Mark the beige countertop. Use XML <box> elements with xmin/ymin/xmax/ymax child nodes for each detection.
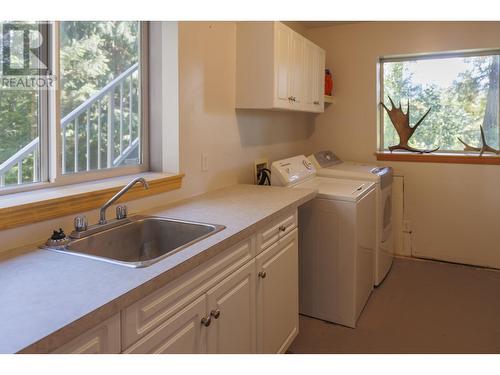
<box><xmin>0</xmin><ymin>184</ymin><xmax>316</xmax><ymax>353</ymax></box>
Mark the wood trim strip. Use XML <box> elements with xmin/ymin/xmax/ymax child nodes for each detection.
<box><xmin>0</xmin><ymin>174</ymin><xmax>184</xmax><ymax>231</ymax></box>
<box><xmin>376</xmin><ymin>152</ymin><xmax>500</xmax><ymax>165</ymax></box>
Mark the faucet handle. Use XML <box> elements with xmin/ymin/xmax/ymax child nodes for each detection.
<box><xmin>116</xmin><ymin>205</ymin><xmax>128</xmax><ymax>220</ymax></box>
<box><xmin>74</xmin><ymin>215</ymin><xmax>88</xmax><ymax>232</ymax></box>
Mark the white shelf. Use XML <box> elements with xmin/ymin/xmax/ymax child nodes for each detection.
<box><xmin>324</xmin><ymin>95</ymin><xmax>334</xmax><ymax>104</ymax></box>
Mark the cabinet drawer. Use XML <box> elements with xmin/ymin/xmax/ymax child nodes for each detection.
<box><xmin>122</xmin><ymin>237</ymin><xmax>255</xmax><ymax>349</ymax></box>
<box><xmin>53</xmin><ymin>314</ymin><xmax>120</xmax><ymax>354</ymax></box>
<box><xmin>256</xmin><ymin>209</ymin><xmax>297</xmax><ymax>253</ymax></box>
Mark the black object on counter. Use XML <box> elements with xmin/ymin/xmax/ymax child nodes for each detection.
<box><xmin>257</xmin><ymin>168</ymin><xmax>271</xmax><ymax>186</ymax></box>
<box><xmin>51</xmin><ymin>228</ymin><xmax>67</xmax><ymax>241</ymax></box>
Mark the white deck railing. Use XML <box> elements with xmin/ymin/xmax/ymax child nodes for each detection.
<box><xmin>0</xmin><ymin>138</ymin><xmax>39</xmax><ymax>188</ymax></box>
<box><xmin>0</xmin><ymin>63</ymin><xmax>140</xmax><ymax>187</ymax></box>
<box><xmin>61</xmin><ymin>62</ymin><xmax>140</xmax><ymax>173</ymax></box>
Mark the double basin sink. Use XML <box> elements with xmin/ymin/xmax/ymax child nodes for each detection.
<box><xmin>45</xmin><ymin>216</ymin><xmax>226</xmax><ymax>268</ymax></box>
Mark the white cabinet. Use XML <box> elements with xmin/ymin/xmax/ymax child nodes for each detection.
<box><xmin>256</xmin><ymin>209</ymin><xmax>297</xmax><ymax>253</ymax></box>
<box><xmin>290</xmin><ymin>31</ymin><xmax>305</xmax><ymax>107</ymax></box>
<box><xmin>206</xmin><ymin>260</ymin><xmax>256</xmax><ymax>353</ymax></box>
<box><xmin>53</xmin><ymin>314</ymin><xmax>121</xmax><ymax>354</ymax></box>
<box><xmin>124</xmin><ymin>261</ymin><xmax>256</xmax><ymax>354</ymax></box>
<box><xmin>124</xmin><ymin>294</ymin><xmax>207</xmax><ymax>354</ymax></box>
<box><xmin>256</xmin><ymin>229</ymin><xmax>299</xmax><ymax>354</ymax></box>
<box><xmin>275</xmin><ymin>24</ymin><xmax>305</xmax><ymax>109</ymax></box>
<box><xmin>275</xmin><ymin>22</ymin><xmax>293</xmax><ymax>109</ymax></box>
<box><xmin>304</xmin><ymin>40</ymin><xmax>325</xmax><ymax>110</ymax></box>
<box><xmin>121</xmin><ymin>238</ymin><xmax>254</xmax><ymax>349</ymax></box>
<box><xmin>53</xmin><ymin>211</ymin><xmax>300</xmax><ymax>355</ymax></box>
<box><xmin>236</xmin><ymin>21</ymin><xmax>325</xmax><ymax>113</ymax></box>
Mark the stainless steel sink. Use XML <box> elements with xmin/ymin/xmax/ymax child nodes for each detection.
<box><xmin>44</xmin><ymin>216</ymin><xmax>225</xmax><ymax>268</ymax></box>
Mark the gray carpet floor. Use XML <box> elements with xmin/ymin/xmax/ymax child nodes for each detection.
<box><xmin>289</xmin><ymin>257</ymin><xmax>500</xmax><ymax>353</ymax></box>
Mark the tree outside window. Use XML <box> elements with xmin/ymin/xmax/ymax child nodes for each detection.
<box><xmin>382</xmin><ymin>53</ymin><xmax>500</xmax><ymax>152</ymax></box>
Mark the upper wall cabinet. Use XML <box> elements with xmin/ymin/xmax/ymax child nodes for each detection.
<box><xmin>236</xmin><ymin>22</ymin><xmax>325</xmax><ymax>114</ymax></box>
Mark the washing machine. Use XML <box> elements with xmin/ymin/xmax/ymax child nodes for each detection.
<box><xmin>308</xmin><ymin>151</ymin><xmax>394</xmax><ymax>286</ymax></box>
<box><xmin>271</xmin><ymin>155</ymin><xmax>376</xmax><ymax>328</ymax></box>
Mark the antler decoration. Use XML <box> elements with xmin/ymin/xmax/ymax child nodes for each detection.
<box><xmin>457</xmin><ymin>126</ymin><xmax>500</xmax><ymax>156</ymax></box>
<box><xmin>381</xmin><ymin>96</ymin><xmax>439</xmax><ymax>153</ymax></box>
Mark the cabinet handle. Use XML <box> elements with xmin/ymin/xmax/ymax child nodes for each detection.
<box><xmin>258</xmin><ymin>271</ymin><xmax>267</xmax><ymax>279</ymax></box>
<box><xmin>210</xmin><ymin>309</ymin><xmax>221</xmax><ymax>319</ymax></box>
<box><xmin>292</xmin><ymin>96</ymin><xmax>297</xmax><ymax>102</ymax></box>
<box><xmin>201</xmin><ymin>316</ymin><xmax>212</xmax><ymax>327</ymax></box>
<box><xmin>278</xmin><ymin>225</ymin><xmax>286</xmax><ymax>232</ymax></box>
<box><xmin>313</xmin><ymin>100</ymin><xmax>320</xmax><ymax>105</ymax></box>
<box><xmin>288</xmin><ymin>96</ymin><xmax>293</xmax><ymax>103</ymax></box>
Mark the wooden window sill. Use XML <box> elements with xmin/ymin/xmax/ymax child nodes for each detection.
<box><xmin>376</xmin><ymin>151</ymin><xmax>500</xmax><ymax>165</ymax></box>
<box><xmin>0</xmin><ymin>172</ymin><xmax>184</xmax><ymax>230</ymax></box>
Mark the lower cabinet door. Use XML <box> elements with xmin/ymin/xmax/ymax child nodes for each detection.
<box><xmin>124</xmin><ymin>294</ymin><xmax>207</xmax><ymax>354</ymax></box>
<box><xmin>256</xmin><ymin>229</ymin><xmax>299</xmax><ymax>354</ymax></box>
<box><xmin>206</xmin><ymin>260</ymin><xmax>256</xmax><ymax>354</ymax></box>
<box><xmin>53</xmin><ymin>314</ymin><xmax>121</xmax><ymax>354</ymax></box>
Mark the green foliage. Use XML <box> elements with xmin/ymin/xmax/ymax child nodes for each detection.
<box><xmin>0</xmin><ymin>91</ymin><xmax>38</xmax><ymax>164</ymax></box>
<box><xmin>0</xmin><ymin>21</ymin><xmax>140</xmax><ymax>186</ymax></box>
<box><xmin>60</xmin><ymin>21</ymin><xmax>139</xmax><ymax>117</ymax></box>
<box><xmin>383</xmin><ymin>56</ymin><xmax>499</xmax><ymax>151</ymax></box>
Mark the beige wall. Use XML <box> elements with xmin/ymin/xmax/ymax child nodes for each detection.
<box><xmin>0</xmin><ymin>21</ymin><xmax>316</xmax><ymax>253</ymax></box>
<box><xmin>307</xmin><ymin>21</ymin><xmax>500</xmax><ymax>269</ymax></box>
<box><xmin>178</xmin><ymin>22</ymin><xmax>316</xmax><ymax>198</ymax></box>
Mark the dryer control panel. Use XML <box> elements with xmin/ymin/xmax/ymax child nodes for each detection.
<box><xmin>271</xmin><ymin>155</ymin><xmax>316</xmax><ymax>187</ymax></box>
<box><xmin>310</xmin><ymin>150</ymin><xmax>342</xmax><ymax>168</ymax></box>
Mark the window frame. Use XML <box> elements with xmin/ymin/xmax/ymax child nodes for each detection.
<box><xmin>378</xmin><ymin>49</ymin><xmax>500</xmax><ymax>155</ymax></box>
<box><xmin>0</xmin><ymin>21</ymin><xmax>150</xmax><ymax>196</ymax></box>
<box><xmin>39</xmin><ymin>22</ymin><xmax>51</xmax><ymax>187</ymax></box>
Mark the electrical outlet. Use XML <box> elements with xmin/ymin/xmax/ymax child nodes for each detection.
<box><xmin>254</xmin><ymin>158</ymin><xmax>269</xmax><ymax>184</ymax></box>
<box><xmin>201</xmin><ymin>153</ymin><xmax>208</xmax><ymax>172</ymax></box>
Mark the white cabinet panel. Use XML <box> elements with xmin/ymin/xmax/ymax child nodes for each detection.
<box><xmin>303</xmin><ymin>40</ymin><xmax>325</xmax><ymax>112</ymax></box>
<box><xmin>125</xmin><ymin>260</ymin><xmax>258</xmax><ymax>355</ymax></box>
<box><xmin>53</xmin><ymin>314</ymin><xmax>120</xmax><ymax>354</ymax></box>
<box><xmin>275</xmin><ymin>22</ymin><xmax>293</xmax><ymax>108</ymax></box>
<box><xmin>314</xmin><ymin>46</ymin><xmax>326</xmax><ymax>109</ymax></box>
<box><xmin>122</xmin><ymin>238</ymin><xmax>254</xmax><ymax>348</ymax></box>
<box><xmin>124</xmin><ymin>294</ymin><xmax>207</xmax><ymax>354</ymax></box>
<box><xmin>303</xmin><ymin>41</ymin><xmax>314</xmax><ymax>108</ymax></box>
<box><xmin>256</xmin><ymin>229</ymin><xmax>299</xmax><ymax>354</ymax></box>
<box><xmin>290</xmin><ymin>32</ymin><xmax>305</xmax><ymax>106</ymax></box>
<box><xmin>206</xmin><ymin>260</ymin><xmax>256</xmax><ymax>354</ymax></box>
<box><xmin>236</xmin><ymin>21</ymin><xmax>325</xmax><ymax>113</ymax></box>
<box><xmin>256</xmin><ymin>209</ymin><xmax>297</xmax><ymax>253</ymax></box>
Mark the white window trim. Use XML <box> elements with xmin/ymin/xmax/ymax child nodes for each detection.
<box><xmin>148</xmin><ymin>21</ymin><xmax>179</xmax><ymax>174</ymax></box>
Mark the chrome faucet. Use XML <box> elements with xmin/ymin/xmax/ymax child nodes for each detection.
<box><xmin>99</xmin><ymin>177</ymin><xmax>149</xmax><ymax>225</ymax></box>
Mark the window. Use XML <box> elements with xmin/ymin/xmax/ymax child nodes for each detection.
<box><xmin>0</xmin><ymin>22</ymin><xmax>47</xmax><ymax>188</ymax></box>
<box><xmin>0</xmin><ymin>21</ymin><xmax>147</xmax><ymax>192</ymax></box>
<box><xmin>380</xmin><ymin>52</ymin><xmax>500</xmax><ymax>153</ymax></box>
